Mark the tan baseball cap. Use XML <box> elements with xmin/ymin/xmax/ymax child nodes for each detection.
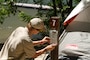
<box><xmin>30</xmin><ymin>18</ymin><xmax>46</xmax><ymax>32</ymax></box>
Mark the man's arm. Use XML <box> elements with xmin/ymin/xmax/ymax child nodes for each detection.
<box><xmin>32</xmin><ymin>36</ymin><xmax>50</xmax><ymax>46</ymax></box>
<box><xmin>32</xmin><ymin>44</ymin><xmax>57</xmax><ymax>58</ymax></box>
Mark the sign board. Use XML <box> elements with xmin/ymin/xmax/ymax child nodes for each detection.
<box><xmin>49</xmin><ymin>30</ymin><xmax>58</xmax><ymax>44</ymax></box>
<box><xmin>50</xmin><ymin>17</ymin><xmax>60</xmax><ymax>30</ymax></box>
<box><xmin>49</xmin><ymin>17</ymin><xmax>60</xmax><ymax>44</ymax></box>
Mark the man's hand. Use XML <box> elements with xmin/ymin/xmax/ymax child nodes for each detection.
<box><xmin>44</xmin><ymin>44</ymin><xmax>57</xmax><ymax>51</ymax></box>
<box><xmin>40</xmin><ymin>36</ymin><xmax>50</xmax><ymax>44</ymax></box>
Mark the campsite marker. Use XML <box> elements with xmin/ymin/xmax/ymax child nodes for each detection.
<box><xmin>49</xmin><ymin>17</ymin><xmax>60</xmax><ymax>60</ymax></box>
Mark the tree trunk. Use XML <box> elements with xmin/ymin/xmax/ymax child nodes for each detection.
<box><xmin>52</xmin><ymin>0</ymin><xmax>57</xmax><ymax>16</ymax></box>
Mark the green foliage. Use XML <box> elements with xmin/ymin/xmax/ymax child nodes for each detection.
<box><xmin>18</xmin><ymin>11</ymin><xmax>32</xmax><ymax>23</ymax></box>
<box><xmin>0</xmin><ymin>0</ymin><xmax>18</xmax><ymax>24</ymax></box>
<box><xmin>0</xmin><ymin>0</ymin><xmax>32</xmax><ymax>24</ymax></box>
<box><xmin>0</xmin><ymin>8</ymin><xmax>7</xmax><ymax>23</ymax></box>
<box><xmin>33</xmin><ymin>0</ymin><xmax>42</xmax><ymax>4</ymax></box>
<box><xmin>61</xmin><ymin>5</ymin><xmax>70</xmax><ymax>12</ymax></box>
<box><xmin>73</xmin><ymin>0</ymin><xmax>81</xmax><ymax>6</ymax></box>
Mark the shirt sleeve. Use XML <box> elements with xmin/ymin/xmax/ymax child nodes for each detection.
<box><xmin>22</xmin><ymin>40</ymin><xmax>36</xmax><ymax>58</ymax></box>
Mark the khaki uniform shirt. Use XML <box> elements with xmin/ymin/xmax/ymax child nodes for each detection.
<box><xmin>0</xmin><ymin>27</ymin><xmax>36</xmax><ymax>60</ymax></box>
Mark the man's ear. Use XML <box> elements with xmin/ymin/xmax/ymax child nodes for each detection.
<box><xmin>27</xmin><ymin>23</ymin><xmax>33</xmax><ymax>31</ymax></box>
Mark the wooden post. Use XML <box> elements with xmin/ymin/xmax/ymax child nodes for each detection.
<box><xmin>49</xmin><ymin>17</ymin><xmax>60</xmax><ymax>60</ymax></box>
